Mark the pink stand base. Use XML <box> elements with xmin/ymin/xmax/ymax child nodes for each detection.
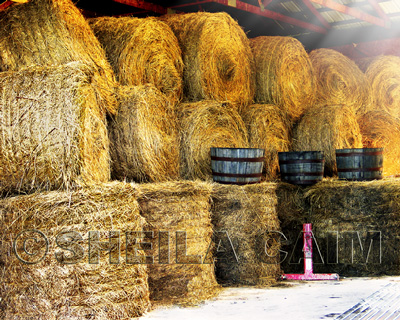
<box><xmin>281</xmin><ymin>223</ymin><xmax>339</xmax><ymax>281</ymax></box>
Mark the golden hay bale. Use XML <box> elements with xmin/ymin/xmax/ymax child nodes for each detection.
<box><xmin>0</xmin><ymin>0</ymin><xmax>117</xmax><ymax>115</ymax></box>
<box><xmin>304</xmin><ymin>179</ymin><xmax>400</xmax><ymax>276</ymax></box>
<box><xmin>357</xmin><ymin>55</ymin><xmax>400</xmax><ymax>118</ymax></box>
<box><xmin>137</xmin><ymin>181</ymin><xmax>220</xmax><ymax>306</ymax></box>
<box><xmin>0</xmin><ymin>62</ymin><xmax>110</xmax><ymax>195</ymax></box>
<box><xmin>89</xmin><ymin>16</ymin><xmax>183</xmax><ymax>106</ymax></box>
<box><xmin>241</xmin><ymin>104</ymin><xmax>291</xmax><ymax>181</ymax></box>
<box><xmin>160</xmin><ymin>12</ymin><xmax>254</xmax><ymax>106</ymax></box>
<box><xmin>177</xmin><ymin>101</ymin><xmax>249</xmax><ymax>181</ymax></box>
<box><xmin>309</xmin><ymin>48</ymin><xmax>370</xmax><ymax>114</ymax></box>
<box><xmin>359</xmin><ymin>111</ymin><xmax>400</xmax><ymax>177</ymax></box>
<box><xmin>292</xmin><ymin>104</ymin><xmax>363</xmax><ymax>176</ymax></box>
<box><xmin>109</xmin><ymin>85</ymin><xmax>180</xmax><ymax>183</ymax></box>
<box><xmin>211</xmin><ymin>183</ymin><xmax>282</xmax><ymax>286</ymax></box>
<box><xmin>250</xmin><ymin>36</ymin><xmax>316</xmax><ymax>121</ymax></box>
<box><xmin>0</xmin><ymin>182</ymin><xmax>150</xmax><ymax>319</ymax></box>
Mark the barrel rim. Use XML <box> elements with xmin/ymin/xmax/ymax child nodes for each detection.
<box><xmin>210</xmin><ymin>147</ymin><xmax>265</xmax><ymax>152</ymax></box>
<box><xmin>278</xmin><ymin>151</ymin><xmax>324</xmax><ymax>155</ymax></box>
<box><xmin>335</xmin><ymin>147</ymin><xmax>383</xmax><ymax>153</ymax></box>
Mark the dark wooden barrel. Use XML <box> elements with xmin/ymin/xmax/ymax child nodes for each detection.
<box><xmin>336</xmin><ymin>148</ymin><xmax>383</xmax><ymax>181</ymax></box>
<box><xmin>210</xmin><ymin>148</ymin><xmax>265</xmax><ymax>185</ymax></box>
<box><xmin>278</xmin><ymin>151</ymin><xmax>324</xmax><ymax>186</ymax></box>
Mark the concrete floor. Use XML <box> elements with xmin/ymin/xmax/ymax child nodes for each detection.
<box><xmin>141</xmin><ymin>277</ymin><xmax>400</xmax><ymax>320</ymax></box>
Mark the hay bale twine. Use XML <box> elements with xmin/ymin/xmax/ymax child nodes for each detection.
<box><xmin>250</xmin><ymin>36</ymin><xmax>316</xmax><ymax>121</ymax></box>
<box><xmin>137</xmin><ymin>181</ymin><xmax>220</xmax><ymax>306</ymax></box>
<box><xmin>359</xmin><ymin>110</ymin><xmax>400</xmax><ymax>177</ymax></box>
<box><xmin>241</xmin><ymin>104</ymin><xmax>291</xmax><ymax>181</ymax></box>
<box><xmin>109</xmin><ymin>85</ymin><xmax>180</xmax><ymax>183</ymax></box>
<box><xmin>212</xmin><ymin>183</ymin><xmax>282</xmax><ymax>286</ymax></box>
<box><xmin>0</xmin><ymin>0</ymin><xmax>117</xmax><ymax>115</ymax></box>
<box><xmin>177</xmin><ymin>101</ymin><xmax>249</xmax><ymax>181</ymax></box>
<box><xmin>293</xmin><ymin>104</ymin><xmax>363</xmax><ymax>176</ymax></box>
<box><xmin>357</xmin><ymin>55</ymin><xmax>400</xmax><ymax>118</ymax></box>
<box><xmin>89</xmin><ymin>16</ymin><xmax>183</xmax><ymax>106</ymax></box>
<box><xmin>0</xmin><ymin>182</ymin><xmax>150</xmax><ymax>319</ymax></box>
<box><xmin>0</xmin><ymin>62</ymin><xmax>110</xmax><ymax>195</ymax></box>
<box><xmin>309</xmin><ymin>48</ymin><xmax>370</xmax><ymax>114</ymax></box>
<box><xmin>160</xmin><ymin>12</ymin><xmax>254</xmax><ymax>106</ymax></box>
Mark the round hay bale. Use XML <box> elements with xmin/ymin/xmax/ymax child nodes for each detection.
<box><xmin>0</xmin><ymin>0</ymin><xmax>117</xmax><ymax>115</ymax></box>
<box><xmin>177</xmin><ymin>101</ymin><xmax>249</xmax><ymax>181</ymax></box>
<box><xmin>293</xmin><ymin>104</ymin><xmax>363</xmax><ymax>176</ymax></box>
<box><xmin>0</xmin><ymin>183</ymin><xmax>150</xmax><ymax>320</ymax></box>
<box><xmin>359</xmin><ymin>110</ymin><xmax>400</xmax><ymax>177</ymax></box>
<box><xmin>160</xmin><ymin>12</ymin><xmax>254</xmax><ymax>106</ymax></box>
<box><xmin>241</xmin><ymin>104</ymin><xmax>291</xmax><ymax>180</ymax></box>
<box><xmin>250</xmin><ymin>36</ymin><xmax>316</xmax><ymax>121</ymax></box>
<box><xmin>357</xmin><ymin>55</ymin><xmax>400</xmax><ymax>118</ymax></box>
<box><xmin>89</xmin><ymin>16</ymin><xmax>183</xmax><ymax>106</ymax></box>
<box><xmin>109</xmin><ymin>84</ymin><xmax>180</xmax><ymax>183</ymax></box>
<box><xmin>309</xmin><ymin>48</ymin><xmax>370</xmax><ymax>114</ymax></box>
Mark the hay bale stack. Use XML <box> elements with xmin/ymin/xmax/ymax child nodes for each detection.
<box><xmin>109</xmin><ymin>85</ymin><xmax>180</xmax><ymax>183</ymax></box>
<box><xmin>357</xmin><ymin>55</ymin><xmax>400</xmax><ymax>118</ymax></box>
<box><xmin>309</xmin><ymin>48</ymin><xmax>370</xmax><ymax>114</ymax></box>
<box><xmin>137</xmin><ymin>181</ymin><xmax>219</xmax><ymax>306</ymax></box>
<box><xmin>241</xmin><ymin>104</ymin><xmax>291</xmax><ymax>180</ymax></box>
<box><xmin>305</xmin><ymin>179</ymin><xmax>400</xmax><ymax>276</ymax></box>
<box><xmin>89</xmin><ymin>17</ymin><xmax>183</xmax><ymax>106</ymax></box>
<box><xmin>177</xmin><ymin>101</ymin><xmax>249</xmax><ymax>181</ymax></box>
<box><xmin>293</xmin><ymin>104</ymin><xmax>363</xmax><ymax>176</ymax></box>
<box><xmin>160</xmin><ymin>12</ymin><xmax>254</xmax><ymax>106</ymax></box>
<box><xmin>0</xmin><ymin>62</ymin><xmax>110</xmax><ymax>195</ymax></box>
<box><xmin>250</xmin><ymin>36</ymin><xmax>316</xmax><ymax>121</ymax></box>
<box><xmin>359</xmin><ymin>111</ymin><xmax>400</xmax><ymax>177</ymax></box>
<box><xmin>0</xmin><ymin>0</ymin><xmax>117</xmax><ymax>115</ymax></box>
<box><xmin>0</xmin><ymin>182</ymin><xmax>150</xmax><ymax>319</ymax></box>
<box><xmin>211</xmin><ymin>183</ymin><xmax>282</xmax><ymax>286</ymax></box>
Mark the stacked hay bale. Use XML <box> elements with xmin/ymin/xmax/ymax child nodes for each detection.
<box><xmin>0</xmin><ymin>62</ymin><xmax>110</xmax><ymax>195</ymax></box>
<box><xmin>309</xmin><ymin>48</ymin><xmax>370</xmax><ymax>115</ymax></box>
<box><xmin>241</xmin><ymin>104</ymin><xmax>291</xmax><ymax>180</ymax></box>
<box><xmin>108</xmin><ymin>85</ymin><xmax>180</xmax><ymax>183</ymax></box>
<box><xmin>212</xmin><ymin>183</ymin><xmax>282</xmax><ymax>286</ymax></box>
<box><xmin>250</xmin><ymin>36</ymin><xmax>316</xmax><ymax>121</ymax></box>
<box><xmin>0</xmin><ymin>182</ymin><xmax>150</xmax><ymax>319</ymax></box>
<box><xmin>89</xmin><ymin>16</ymin><xmax>183</xmax><ymax>106</ymax></box>
<box><xmin>177</xmin><ymin>101</ymin><xmax>249</xmax><ymax>181</ymax></box>
<box><xmin>160</xmin><ymin>12</ymin><xmax>254</xmax><ymax>107</ymax></box>
<box><xmin>137</xmin><ymin>181</ymin><xmax>220</xmax><ymax>306</ymax></box>
<box><xmin>305</xmin><ymin>179</ymin><xmax>400</xmax><ymax>276</ymax></box>
<box><xmin>0</xmin><ymin>0</ymin><xmax>117</xmax><ymax>115</ymax></box>
<box><xmin>292</xmin><ymin>104</ymin><xmax>363</xmax><ymax>176</ymax></box>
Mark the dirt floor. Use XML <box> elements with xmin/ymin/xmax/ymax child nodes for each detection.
<box><xmin>141</xmin><ymin>276</ymin><xmax>400</xmax><ymax>319</ymax></box>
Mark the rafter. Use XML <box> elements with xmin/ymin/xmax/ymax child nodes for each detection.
<box><xmin>0</xmin><ymin>0</ymin><xmax>12</xmax><ymax>11</ymax></box>
<box><xmin>309</xmin><ymin>0</ymin><xmax>390</xmax><ymax>28</ymax></box>
<box><xmin>366</xmin><ymin>0</ymin><xmax>389</xmax><ymax>20</ymax></box>
<box><xmin>302</xmin><ymin>0</ymin><xmax>331</xmax><ymax>29</ymax></box>
<box><xmin>112</xmin><ymin>0</ymin><xmax>167</xmax><ymax>15</ymax></box>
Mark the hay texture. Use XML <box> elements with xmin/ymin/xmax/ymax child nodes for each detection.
<box><xmin>241</xmin><ymin>104</ymin><xmax>291</xmax><ymax>180</ymax></box>
<box><xmin>359</xmin><ymin>111</ymin><xmax>400</xmax><ymax>177</ymax></box>
<box><xmin>357</xmin><ymin>55</ymin><xmax>400</xmax><ymax>118</ymax></box>
<box><xmin>89</xmin><ymin>16</ymin><xmax>183</xmax><ymax>106</ymax></box>
<box><xmin>160</xmin><ymin>12</ymin><xmax>254</xmax><ymax>106</ymax></box>
<box><xmin>211</xmin><ymin>183</ymin><xmax>282</xmax><ymax>286</ymax></box>
<box><xmin>0</xmin><ymin>0</ymin><xmax>117</xmax><ymax>115</ymax></box>
<box><xmin>309</xmin><ymin>48</ymin><xmax>369</xmax><ymax>114</ymax></box>
<box><xmin>250</xmin><ymin>36</ymin><xmax>316</xmax><ymax>121</ymax></box>
<box><xmin>304</xmin><ymin>179</ymin><xmax>400</xmax><ymax>276</ymax></box>
<box><xmin>293</xmin><ymin>104</ymin><xmax>363</xmax><ymax>176</ymax></box>
<box><xmin>0</xmin><ymin>182</ymin><xmax>150</xmax><ymax>319</ymax></box>
<box><xmin>177</xmin><ymin>101</ymin><xmax>249</xmax><ymax>181</ymax></box>
<box><xmin>137</xmin><ymin>181</ymin><xmax>219</xmax><ymax>306</ymax></box>
<box><xmin>109</xmin><ymin>85</ymin><xmax>180</xmax><ymax>183</ymax></box>
<box><xmin>0</xmin><ymin>62</ymin><xmax>110</xmax><ymax>195</ymax></box>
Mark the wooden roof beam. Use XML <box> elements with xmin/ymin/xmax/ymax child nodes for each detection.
<box><xmin>302</xmin><ymin>0</ymin><xmax>331</xmax><ymax>29</ymax></box>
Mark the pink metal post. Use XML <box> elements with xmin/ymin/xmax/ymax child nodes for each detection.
<box><xmin>281</xmin><ymin>223</ymin><xmax>339</xmax><ymax>281</ymax></box>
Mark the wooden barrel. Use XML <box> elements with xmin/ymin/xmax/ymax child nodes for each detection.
<box><xmin>336</xmin><ymin>148</ymin><xmax>383</xmax><ymax>181</ymax></box>
<box><xmin>210</xmin><ymin>148</ymin><xmax>265</xmax><ymax>185</ymax></box>
<box><xmin>278</xmin><ymin>151</ymin><xmax>324</xmax><ymax>186</ymax></box>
